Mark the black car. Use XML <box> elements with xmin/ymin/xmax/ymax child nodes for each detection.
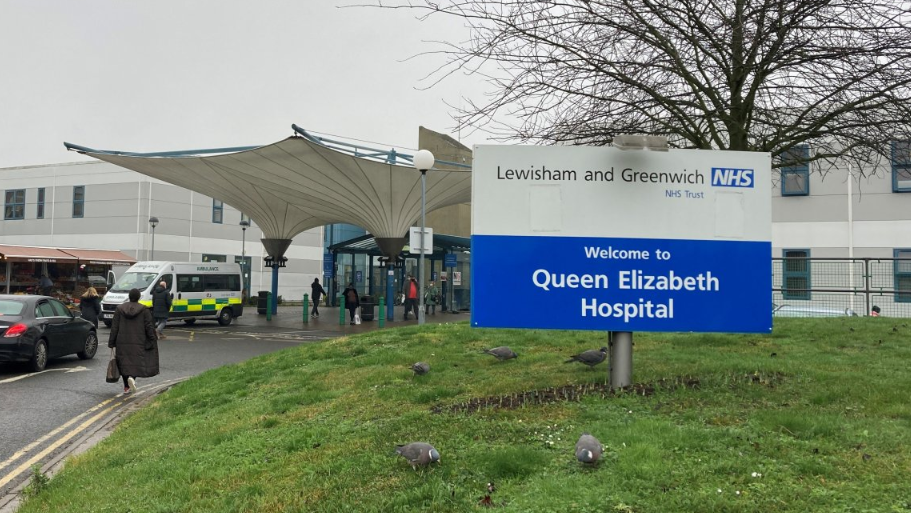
<box><xmin>0</xmin><ymin>295</ymin><xmax>98</xmax><ymax>372</ymax></box>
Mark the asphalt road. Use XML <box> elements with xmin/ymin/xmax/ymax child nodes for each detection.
<box><xmin>0</xmin><ymin>319</ymin><xmax>341</xmax><ymax>501</ymax></box>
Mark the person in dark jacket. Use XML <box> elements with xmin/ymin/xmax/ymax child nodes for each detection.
<box><xmin>108</xmin><ymin>288</ymin><xmax>159</xmax><ymax>395</ymax></box>
<box><xmin>310</xmin><ymin>278</ymin><xmax>327</xmax><ymax>318</ymax></box>
<box><xmin>151</xmin><ymin>280</ymin><xmax>172</xmax><ymax>339</ymax></box>
<box><xmin>342</xmin><ymin>282</ymin><xmax>360</xmax><ymax>325</ymax></box>
<box><xmin>79</xmin><ymin>287</ymin><xmax>102</xmax><ymax>328</ymax></box>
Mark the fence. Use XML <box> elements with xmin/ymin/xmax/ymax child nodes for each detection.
<box><xmin>772</xmin><ymin>257</ymin><xmax>911</xmax><ymax>318</ymax></box>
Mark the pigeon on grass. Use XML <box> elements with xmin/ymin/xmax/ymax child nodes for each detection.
<box><xmin>575</xmin><ymin>433</ymin><xmax>603</xmax><ymax>464</ymax></box>
<box><xmin>482</xmin><ymin>346</ymin><xmax>518</xmax><ymax>361</ymax></box>
<box><xmin>565</xmin><ymin>347</ymin><xmax>608</xmax><ymax>368</ymax></box>
<box><xmin>395</xmin><ymin>442</ymin><xmax>440</xmax><ymax>469</ymax></box>
<box><xmin>411</xmin><ymin>362</ymin><xmax>430</xmax><ymax>376</ymax></box>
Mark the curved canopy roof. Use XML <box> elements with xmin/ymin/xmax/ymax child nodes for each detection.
<box><xmin>68</xmin><ymin>135</ymin><xmax>472</xmax><ymax>244</ymax></box>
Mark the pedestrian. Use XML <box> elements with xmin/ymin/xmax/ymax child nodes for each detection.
<box><xmin>424</xmin><ymin>280</ymin><xmax>441</xmax><ymax>315</ymax></box>
<box><xmin>38</xmin><ymin>274</ymin><xmax>54</xmax><ymax>296</ymax></box>
<box><xmin>108</xmin><ymin>288</ymin><xmax>159</xmax><ymax>395</ymax></box>
<box><xmin>151</xmin><ymin>280</ymin><xmax>172</xmax><ymax>339</ymax></box>
<box><xmin>871</xmin><ymin>305</ymin><xmax>881</xmax><ymax>317</ymax></box>
<box><xmin>311</xmin><ymin>278</ymin><xmax>327</xmax><ymax>318</ymax></box>
<box><xmin>403</xmin><ymin>275</ymin><xmax>419</xmax><ymax>320</ymax></box>
<box><xmin>79</xmin><ymin>287</ymin><xmax>102</xmax><ymax>329</ymax></box>
<box><xmin>342</xmin><ymin>282</ymin><xmax>360</xmax><ymax>325</ymax></box>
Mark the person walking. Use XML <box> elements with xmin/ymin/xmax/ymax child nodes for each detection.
<box><xmin>79</xmin><ymin>287</ymin><xmax>102</xmax><ymax>329</ymax></box>
<box><xmin>37</xmin><ymin>274</ymin><xmax>53</xmax><ymax>296</ymax></box>
<box><xmin>403</xmin><ymin>275</ymin><xmax>419</xmax><ymax>320</ymax></box>
<box><xmin>151</xmin><ymin>280</ymin><xmax>172</xmax><ymax>339</ymax></box>
<box><xmin>108</xmin><ymin>288</ymin><xmax>159</xmax><ymax>395</ymax></box>
<box><xmin>311</xmin><ymin>278</ymin><xmax>327</xmax><ymax>318</ymax></box>
<box><xmin>342</xmin><ymin>282</ymin><xmax>360</xmax><ymax>325</ymax></box>
<box><xmin>424</xmin><ymin>280</ymin><xmax>441</xmax><ymax>316</ymax></box>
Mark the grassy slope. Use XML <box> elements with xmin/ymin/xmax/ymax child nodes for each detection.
<box><xmin>18</xmin><ymin>318</ymin><xmax>911</xmax><ymax>512</ymax></box>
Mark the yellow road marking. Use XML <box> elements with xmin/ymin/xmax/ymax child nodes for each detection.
<box><xmin>0</xmin><ymin>395</ymin><xmax>120</xmax><ymax>472</ymax></box>
<box><xmin>0</xmin><ymin>401</ymin><xmax>121</xmax><ymax>488</ymax></box>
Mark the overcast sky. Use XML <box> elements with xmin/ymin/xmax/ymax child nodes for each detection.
<box><xmin>0</xmin><ymin>1</ymin><xmax>489</xmax><ymax>169</ymax></box>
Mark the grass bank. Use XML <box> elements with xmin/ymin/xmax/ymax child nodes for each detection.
<box><xmin>18</xmin><ymin>318</ymin><xmax>911</xmax><ymax>512</ymax></box>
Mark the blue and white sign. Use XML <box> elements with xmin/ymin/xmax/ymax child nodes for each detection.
<box><xmin>471</xmin><ymin>145</ymin><xmax>772</xmax><ymax>333</ymax></box>
<box><xmin>323</xmin><ymin>255</ymin><xmax>334</xmax><ymax>277</ymax></box>
<box><xmin>444</xmin><ymin>254</ymin><xmax>458</xmax><ymax>268</ymax></box>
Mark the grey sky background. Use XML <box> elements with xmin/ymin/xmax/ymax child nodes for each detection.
<box><xmin>0</xmin><ymin>1</ymin><xmax>489</xmax><ymax>169</ymax></box>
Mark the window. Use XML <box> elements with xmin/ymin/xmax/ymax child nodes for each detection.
<box><xmin>73</xmin><ymin>186</ymin><xmax>85</xmax><ymax>218</ymax></box>
<box><xmin>37</xmin><ymin>188</ymin><xmax>45</xmax><ymax>219</ymax></box>
<box><xmin>4</xmin><ymin>189</ymin><xmax>25</xmax><ymax>220</ymax></box>
<box><xmin>212</xmin><ymin>199</ymin><xmax>223</xmax><ymax>223</ymax></box>
<box><xmin>202</xmin><ymin>254</ymin><xmax>226</xmax><ymax>263</ymax></box>
<box><xmin>780</xmin><ymin>145</ymin><xmax>810</xmax><ymax>196</ymax></box>
<box><xmin>895</xmin><ymin>249</ymin><xmax>911</xmax><ymax>303</ymax></box>
<box><xmin>175</xmin><ymin>273</ymin><xmax>239</xmax><ymax>292</ymax></box>
<box><xmin>177</xmin><ymin>275</ymin><xmax>204</xmax><ymax>293</ymax></box>
<box><xmin>890</xmin><ymin>141</ymin><xmax>911</xmax><ymax>192</ymax></box>
<box><xmin>782</xmin><ymin>249</ymin><xmax>811</xmax><ymax>300</ymax></box>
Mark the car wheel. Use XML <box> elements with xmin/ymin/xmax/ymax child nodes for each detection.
<box><xmin>103</xmin><ymin>319</ymin><xmax>112</xmax><ymax>328</ymax></box>
<box><xmin>31</xmin><ymin>340</ymin><xmax>48</xmax><ymax>372</ymax></box>
<box><xmin>217</xmin><ymin>308</ymin><xmax>233</xmax><ymax>326</ymax></box>
<box><xmin>77</xmin><ymin>331</ymin><xmax>98</xmax><ymax>360</ymax></box>
<box><xmin>183</xmin><ymin>319</ymin><xmax>197</xmax><ymax>325</ymax></box>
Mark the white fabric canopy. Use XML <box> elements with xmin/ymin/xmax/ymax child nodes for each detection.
<box><xmin>83</xmin><ymin>136</ymin><xmax>472</xmax><ymax>243</ymax></box>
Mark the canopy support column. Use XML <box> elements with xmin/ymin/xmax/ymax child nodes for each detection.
<box><xmin>261</xmin><ymin>238</ymin><xmax>292</xmax><ymax>316</ymax></box>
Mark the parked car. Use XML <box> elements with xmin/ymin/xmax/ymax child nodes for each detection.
<box><xmin>0</xmin><ymin>295</ymin><xmax>98</xmax><ymax>372</ymax></box>
<box><xmin>773</xmin><ymin>303</ymin><xmax>858</xmax><ymax>318</ymax></box>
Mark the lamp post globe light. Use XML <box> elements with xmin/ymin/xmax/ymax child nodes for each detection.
<box><xmin>149</xmin><ymin>216</ymin><xmax>159</xmax><ymax>260</ymax></box>
<box><xmin>412</xmin><ymin>149</ymin><xmax>435</xmax><ymax>325</ymax></box>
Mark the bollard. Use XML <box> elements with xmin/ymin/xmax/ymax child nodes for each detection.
<box><xmin>303</xmin><ymin>293</ymin><xmax>309</xmax><ymax>324</ymax></box>
<box><xmin>378</xmin><ymin>296</ymin><xmax>385</xmax><ymax>328</ymax></box>
<box><xmin>266</xmin><ymin>292</ymin><xmax>272</xmax><ymax>321</ymax></box>
<box><xmin>338</xmin><ymin>294</ymin><xmax>345</xmax><ymax>325</ymax></box>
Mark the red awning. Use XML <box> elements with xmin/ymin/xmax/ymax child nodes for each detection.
<box><xmin>0</xmin><ymin>245</ymin><xmax>137</xmax><ymax>265</ymax></box>
<box><xmin>59</xmin><ymin>249</ymin><xmax>137</xmax><ymax>265</ymax></box>
<box><xmin>0</xmin><ymin>244</ymin><xmax>79</xmax><ymax>263</ymax></box>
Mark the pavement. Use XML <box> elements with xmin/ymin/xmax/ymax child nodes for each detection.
<box><xmin>0</xmin><ymin>304</ymin><xmax>467</xmax><ymax>512</ymax></box>
<box><xmin>234</xmin><ymin>303</ymin><xmax>467</xmax><ymax>332</ymax></box>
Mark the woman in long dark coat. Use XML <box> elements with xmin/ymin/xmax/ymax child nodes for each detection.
<box><xmin>108</xmin><ymin>288</ymin><xmax>159</xmax><ymax>395</ymax></box>
<box><xmin>79</xmin><ymin>287</ymin><xmax>102</xmax><ymax>328</ymax></box>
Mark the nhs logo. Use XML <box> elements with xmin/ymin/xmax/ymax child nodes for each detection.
<box><xmin>711</xmin><ymin>168</ymin><xmax>754</xmax><ymax>188</ymax></box>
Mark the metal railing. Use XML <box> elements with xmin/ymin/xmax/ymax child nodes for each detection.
<box><xmin>772</xmin><ymin>257</ymin><xmax>911</xmax><ymax>318</ymax></box>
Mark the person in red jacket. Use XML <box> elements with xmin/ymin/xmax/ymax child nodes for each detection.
<box><xmin>403</xmin><ymin>275</ymin><xmax>419</xmax><ymax>320</ymax></box>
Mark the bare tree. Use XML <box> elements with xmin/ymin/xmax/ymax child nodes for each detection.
<box><xmin>378</xmin><ymin>0</ymin><xmax>911</xmax><ymax>173</ymax></box>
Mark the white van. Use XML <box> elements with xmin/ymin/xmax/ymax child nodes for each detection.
<box><xmin>100</xmin><ymin>261</ymin><xmax>244</xmax><ymax>327</ymax></box>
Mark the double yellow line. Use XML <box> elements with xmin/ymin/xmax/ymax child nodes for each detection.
<box><xmin>0</xmin><ymin>379</ymin><xmax>181</xmax><ymax>491</ymax></box>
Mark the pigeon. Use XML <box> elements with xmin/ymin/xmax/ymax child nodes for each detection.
<box><xmin>565</xmin><ymin>347</ymin><xmax>608</xmax><ymax>368</ymax></box>
<box><xmin>395</xmin><ymin>442</ymin><xmax>440</xmax><ymax>469</ymax></box>
<box><xmin>575</xmin><ymin>433</ymin><xmax>603</xmax><ymax>464</ymax></box>
<box><xmin>483</xmin><ymin>346</ymin><xmax>518</xmax><ymax>361</ymax></box>
<box><xmin>411</xmin><ymin>362</ymin><xmax>430</xmax><ymax>376</ymax></box>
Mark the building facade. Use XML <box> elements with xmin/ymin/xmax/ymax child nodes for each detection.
<box><xmin>0</xmin><ymin>160</ymin><xmax>324</xmax><ymax>301</ymax></box>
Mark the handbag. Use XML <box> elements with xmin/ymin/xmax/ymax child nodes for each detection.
<box><xmin>354</xmin><ymin>312</ymin><xmax>362</xmax><ymax>325</ymax></box>
<box><xmin>105</xmin><ymin>348</ymin><xmax>120</xmax><ymax>383</ymax></box>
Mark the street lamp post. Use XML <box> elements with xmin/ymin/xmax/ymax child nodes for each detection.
<box><xmin>149</xmin><ymin>216</ymin><xmax>159</xmax><ymax>260</ymax></box>
<box><xmin>412</xmin><ymin>150</ymin><xmax>435</xmax><ymax>326</ymax></box>
<box><xmin>240</xmin><ymin>219</ymin><xmax>250</xmax><ymax>296</ymax></box>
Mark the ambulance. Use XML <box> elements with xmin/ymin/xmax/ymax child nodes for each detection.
<box><xmin>100</xmin><ymin>261</ymin><xmax>244</xmax><ymax>327</ymax></box>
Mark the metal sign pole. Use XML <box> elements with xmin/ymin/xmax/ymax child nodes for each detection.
<box><xmin>609</xmin><ymin>331</ymin><xmax>633</xmax><ymax>389</ymax></box>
